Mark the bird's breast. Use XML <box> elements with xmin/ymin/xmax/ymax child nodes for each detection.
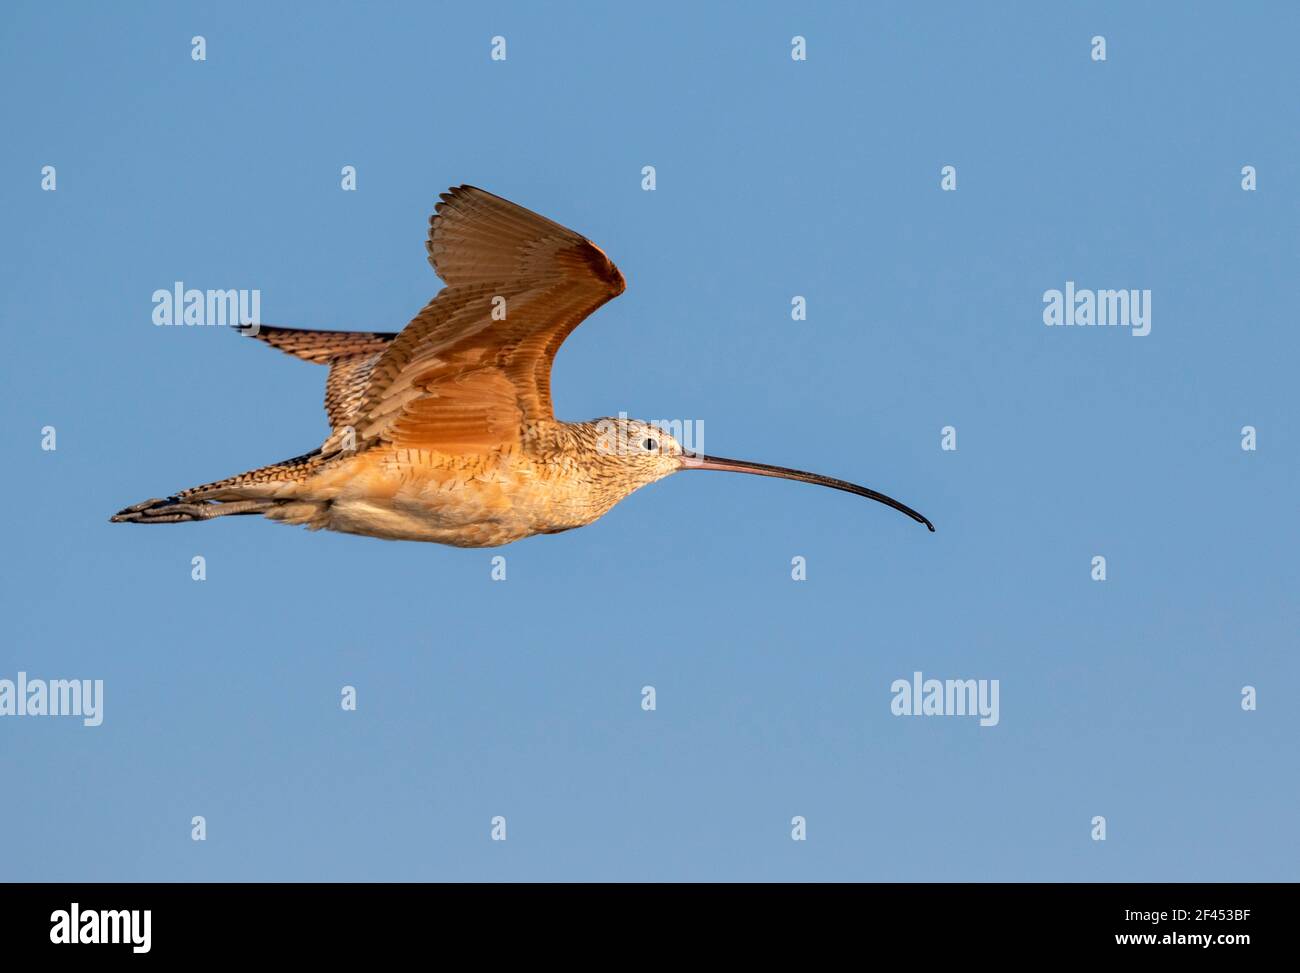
<box><xmin>306</xmin><ymin>445</ymin><xmax>610</xmax><ymax>546</ymax></box>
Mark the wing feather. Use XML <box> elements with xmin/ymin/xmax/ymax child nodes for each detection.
<box><xmin>357</xmin><ymin>186</ymin><xmax>625</xmax><ymax>450</ymax></box>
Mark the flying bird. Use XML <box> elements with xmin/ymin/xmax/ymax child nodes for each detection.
<box><xmin>112</xmin><ymin>186</ymin><xmax>934</xmax><ymax>546</ymax></box>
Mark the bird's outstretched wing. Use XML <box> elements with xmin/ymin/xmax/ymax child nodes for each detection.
<box><xmin>242</xmin><ymin>324</ymin><xmax>398</xmax><ymax>434</ymax></box>
<box><xmin>355</xmin><ymin>185</ymin><xmax>626</xmax><ymax>452</ymax></box>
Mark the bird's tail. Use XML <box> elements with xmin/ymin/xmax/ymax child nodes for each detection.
<box><xmin>110</xmin><ymin>450</ymin><xmax>326</xmax><ymax>525</ymax></box>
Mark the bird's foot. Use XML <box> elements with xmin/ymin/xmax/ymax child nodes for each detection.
<box><xmin>111</xmin><ymin>497</ymin><xmax>277</xmax><ymax>524</ymax></box>
<box><xmin>110</xmin><ymin>497</ymin><xmax>215</xmax><ymax>523</ymax></box>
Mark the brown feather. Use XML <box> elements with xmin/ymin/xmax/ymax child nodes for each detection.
<box><xmin>358</xmin><ymin>185</ymin><xmax>626</xmax><ymax>448</ymax></box>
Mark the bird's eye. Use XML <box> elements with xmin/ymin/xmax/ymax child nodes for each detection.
<box><xmin>643</xmin><ymin>438</ymin><xmax>658</xmax><ymax>452</ymax></box>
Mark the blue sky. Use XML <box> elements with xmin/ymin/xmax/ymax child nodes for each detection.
<box><xmin>1</xmin><ymin>1</ymin><xmax>1296</xmax><ymax>881</ymax></box>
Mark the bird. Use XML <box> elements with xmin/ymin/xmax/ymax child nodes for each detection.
<box><xmin>111</xmin><ymin>185</ymin><xmax>934</xmax><ymax>546</ymax></box>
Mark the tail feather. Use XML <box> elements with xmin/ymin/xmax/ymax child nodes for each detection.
<box><xmin>174</xmin><ymin>450</ymin><xmax>325</xmax><ymax>500</ymax></box>
<box><xmin>110</xmin><ymin>451</ymin><xmax>328</xmax><ymax>525</ymax></box>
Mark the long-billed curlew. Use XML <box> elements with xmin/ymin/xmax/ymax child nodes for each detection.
<box><xmin>111</xmin><ymin>186</ymin><xmax>934</xmax><ymax>546</ymax></box>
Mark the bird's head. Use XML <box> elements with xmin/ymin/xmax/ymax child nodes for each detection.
<box><xmin>584</xmin><ymin>416</ymin><xmax>934</xmax><ymax>531</ymax></box>
<box><xmin>589</xmin><ymin>416</ymin><xmax>686</xmax><ymax>488</ymax></box>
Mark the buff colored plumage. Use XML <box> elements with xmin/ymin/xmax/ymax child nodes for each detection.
<box><xmin>112</xmin><ymin>186</ymin><xmax>933</xmax><ymax>545</ymax></box>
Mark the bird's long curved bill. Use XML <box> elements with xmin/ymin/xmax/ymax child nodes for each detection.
<box><xmin>679</xmin><ymin>453</ymin><xmax>935</xmax><ymax>531</ymax></box>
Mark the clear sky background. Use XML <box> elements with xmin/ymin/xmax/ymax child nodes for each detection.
<box><xmin>2</xmin><ymin>1</ymin><xmax>1296</xmax><ymax>881</ymax></box>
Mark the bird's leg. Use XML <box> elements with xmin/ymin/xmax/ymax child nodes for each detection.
<box><xmin>111</xmin><ymin>497</ymin><xmax>276</xmax><ymax>524</ymax></box>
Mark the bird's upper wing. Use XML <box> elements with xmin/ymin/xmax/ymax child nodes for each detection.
<box><xmin>242</xmin><ymin>325</ymin><xmax>397</xmax><ymax>433</ymax></box>
<box><xmin>355</xmin><ymin>185</ymin><xmax>626</xmax><ymax>452</ymax></box>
